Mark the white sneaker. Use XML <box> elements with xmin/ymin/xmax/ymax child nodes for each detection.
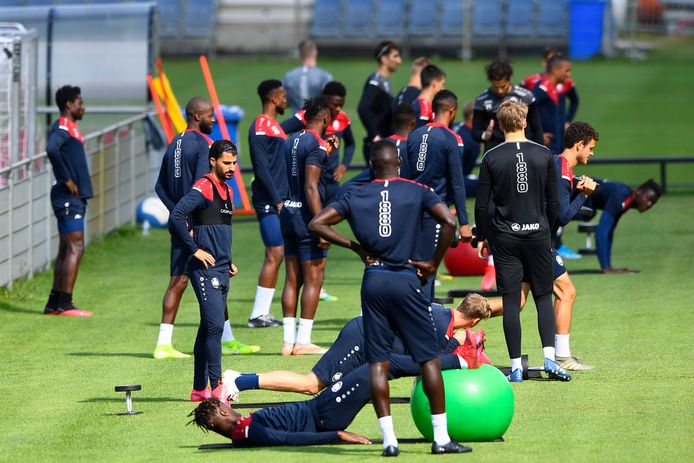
<box><xmin>221</xmin><ymin>369</ymin><xmax>241</xmax><ymax>403</ymax></box>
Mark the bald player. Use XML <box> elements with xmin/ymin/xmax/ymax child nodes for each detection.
<box><xmin>153</xmin><ymin>97</ymin><xmax>215</xmax><ymax>359</ymax></box>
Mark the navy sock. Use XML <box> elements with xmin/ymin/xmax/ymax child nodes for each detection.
<box><xmin>235</xmin><ymin>374</ymin><xmax>260</xmax><ymax>391</ymax></box>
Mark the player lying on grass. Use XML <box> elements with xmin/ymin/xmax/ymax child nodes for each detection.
<box><xmin>189</xmin><ymin>346</ymin><xmax>482</xmax><ymax>448</ymax></box>
<box><xmin>221</xmin><ymin>294</ymin><xmax>492</xmax><ymax>402</ymax></box>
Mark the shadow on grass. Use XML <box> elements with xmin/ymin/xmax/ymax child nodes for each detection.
<box><xmin>195</xmin><ymin>437</ymin><xmax>429</xmax><ymax>452</ymax></box>
<box><xmin>0</xmin><ymin>301</ymin><xmax>41</xmax><ymax>316</ymax></box>
<box><xmin>67</xmin><ymin>352</ymin><xmax>153</xmax><ymax>359</ymax></box>
<box><xmin>81</xmin><ymin>397</ymin><xmax>188</xmax><ymax>403</ymax></box>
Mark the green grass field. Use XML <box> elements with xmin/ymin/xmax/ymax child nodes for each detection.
<box><xmin>2</xmin><ymin>42</ymin><xmax>694</xmax><ymax>462</ymax></box>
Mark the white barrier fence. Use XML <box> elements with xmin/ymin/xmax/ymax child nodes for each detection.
<box><xmin>0</xmin><ymin>113</ymin><xmax>154</xmax><ymax>289</ymax></box>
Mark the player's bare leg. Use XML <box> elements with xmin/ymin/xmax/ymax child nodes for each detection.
<box><xmin>281</xmin><ymin>256</ymin><xmax>302</xmax><ymax>355</ymax></box>
<box><xmin>292</xmin><ymin>258</ymin><xmax>327</xmax><ymax>354</ymax></box>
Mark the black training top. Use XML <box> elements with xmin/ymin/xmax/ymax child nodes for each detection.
<box><xmin>474</xmin><ymin>140</ymin><xmax>559</xmax><ymax>242</ymax></box>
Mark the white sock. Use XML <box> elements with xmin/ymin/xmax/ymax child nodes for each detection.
<box><xmin>249</xmin><ymin>286</ymin><xmax>275</xmax><ymax>320</ymax></box>
<box><xmin>555</xmin><ymin>334</ymin><xmax>571</xmax><ymax>358</ymax></box>
<box><xmin>511</xmin><ymin>357</ymin><xmax>523</xmax><ymax>371</ymax></box>
<box><xmin>487</xmin><ymin>255</ymin><xmax>494</xmax><ymax>267</ymax></box>
<box><xmin>378</xmin><ymin>415</ymin><xmax>398</xmax><ymax>448</ymax></box>
<box><xmin>456</xmin><ymin>355</ymin><xmax>468</xmax><ymax>369</ymax></box>
<box><xmin>283</xmin><ymin>317</ymin><xmax>296</xmax><ymax>345</ymax></box>
<box><xmin>431</xmin><ymin>413</ymin><xmax>451</xmax><ymax>446</ymax></box>
<box><xmin>296</xmin><ymin>318</ymin><xmax>314</xmax><ymax>345</ymax></box>
<box><xmin>543</xmin><ymin>346</ymin><xmax>556</xmax><ymax>362</ymax></box>
<box><xmin>222</xmin><ymin>320</ymin><xmax>235</xmax><ymax>342</ymax></box>
<box><xmin>157</xmin><ymin>323</ymin><xmax>173</xmax><ymax>345</ymax></box>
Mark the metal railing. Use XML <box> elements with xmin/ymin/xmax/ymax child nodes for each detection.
<box><xmin>0</xmin><ymin>113</ymin><xmax>153</xmax><ymax>289</ymax></box>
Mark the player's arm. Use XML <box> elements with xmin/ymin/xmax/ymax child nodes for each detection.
<box><xmin>445</xmin><ymin>140</ymin><xmax>471</xmax><ymax>240</ymax></box>
<box><xmin>247</xmin><ymin>422</ymin><xmax>341</xmax><ymax>446</ymax></box>
<box><xmin>170</xmin><ymin>189</ymin><xmax>215</xmax><ymax>268</ymax></box>
<box><xmin>526</xmin><ymin>103</ymin><xmax>545</xmax><ymax>145</ymax></box>
<box><xmin>474</xmin><ymin>157</ymin><xmax>492</xmax><ymax>256</ymax></box>
<box><xmin>304</xmin><ymin>163</ymin><xmax>323</xmax><ymax>218</ymax></box>
<box><xmin>410</xmin><ymin>197</ymin><xmax>456</xmax><ymax>282</ymax></box>
<box><xmin>357</xmin><ymin>82</ymin><xmax>382</xmax><ymax>140</ymax></box>
<box><xmin>46</xmin><ymin>129</ymin><xmax>78</xmax><ymax>196</ymax></box>
<box><xmin>595</xmin><ymin>207</ymin><xmax>619</xmax><ymax>271</ymax></box>
<box><xmin>154</xmin><ymin>158</ymin><xmax>176</xmax><ymax>211</ymax></box>
<box><xmin>309</xmin><ymin>205</ymin><xmax>371</xmax><ymax>263</ymax></box>
<box><xmin>564</xmin><ymin>87</ymin><xmax>579</xmax><ymax>123</ymax></box>
<box><xmin>471</xmin><ymin>108</ymin><xmax>491</xmax><ymax>143</ymax></box>
<box><xmin>280</xmin><ymin>114</ymin><xmax>305</xmax><ymax>134</ymax></box>
<box><xmin>249</xmin><ymin>133</ymin><xmax>284</xmax><ymax>209</ymax></box>
<box><xmin>545</xmin><ymin>154</ymin><xmax>560</xmax><ymax>232</ymax></box>
<box><xmin>334</xmin><ymin>125</ymin><xmax>356</xmax><ymax>181</ymax></box>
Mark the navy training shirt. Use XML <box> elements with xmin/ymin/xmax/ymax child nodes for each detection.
<box><xmin>170</xmin><ymin>175</ymin><xmax>234</xmax><ymax>272</ymax></box>
<box><xmin>285</xmin><ymin>129</ymin><xmax>331</xmax><ymax>223</ymax></box>
<box><xmin>329</xmin><ymin>178</ymin><xmax>443</xmax><ymax>267</ymax></box>
<box><xmin>46</xmin><ymin>117</ymin><xmax>93</xmax><ymax>199</ymax></box>
<box><xmin>248</xmin><ymin>115</ymin><xmax>288</xmax><ymax>213</ymax></box>
<box><xmin>155</xmin><ymin>129</ymin><xmax>213</xmax><ymax>211</ymax></box>
<box><xmin>554</xmin><ymin>154</ymin><xmax>587</xmax><ymax>227</ymax></box>
<box><xmin>394</xmin><ymin>85</ymin><xmax>420</xmax><ymax>107</ymax></box>
<box><xmin>407</xmin><ymin>122</ymin><xmax>469</xmax><ymax>225</ymax></box>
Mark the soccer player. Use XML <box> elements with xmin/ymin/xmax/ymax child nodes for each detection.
<box><xmin>474</xmin><ymin>100</ymin><xmax>570</xmax><ymax>383</ymax></box>
<box><xmin>394</xmin><ymin>56</ymin><xmax>431</xmax><ymax>107</ymax></box>
<box><xmin>487</xmin><ymin>121</ymin><xmax>600</xmax><ymax>371</ymax></box>
<box><xmin>310</xmin><ymin>141</ymin><xmax>470</xmax><ymax>455</ymax></box>
<box><xmin>190</xmin><ymin>346</ymin><xmax>473</xmax><ymax>449</ymax></box>
<box><xmin>222</xmin><ymin>295</ymin><xmax>491</xmax><ymax>401</ymax></box>
<box><xmin>154</xmin><ymin>98</ymin><xmax>247</xmax><ymax>359</ymax></box>
<box><xmin>247</xmin><ymin>80</ymin><xmax>288</xmax><ymax>329</ymax></box>
<box><xmin>280</xmin><ymin>97</ymin><xmax>339</xmax><ymax>355</ymax></box>
<box><xmin>407</xmin><ymin>90</ymin><xmax>473</xmax><ymax>300</ymax></box>
<box><xmin>357</xmin><ymin>40</ymin><xmax>401</xmax><ymax>162</ymax></box>
<box><xmin>281</xmin><ymin>81</ymin><xmax>356</xmax><ymax>201</ymax></box>
<box><xmin>521</xmin><ymin>47</ymin><xmax>580</xmax><ymax>144</ymax></box>
<box><xmin>583</xmin><ymin>178</ymin><xmax>661</xmax><ymax>273</ymax></box>
<box><xmin>44</xmin><ymin>85</ymin><xmax>93</xmax><ymax>317</ymax></box>
<box><xmin>283</xmin><ymin>40</ymin><xmax>333</xmax><ymax>113</ymax></box>
<box><xmin>531</xmin><ymin>54</ymin><xmax>572</xmax><ymax>153</ymax></box>
<box><xmin>412</xmin><ymin>64</ymin><xmax>446</xmax><ymax>128</ymax></box>
<box><xmin>453</xmin><ymin>101</ymin><xmax>482</xmax><ymax>197</ymax></box>
<box><xmin>338</xmin><ymin>103</ymin><xmax>416</xmax><ymax>194</ymax></box>
<box><xmin>472</xmin><ymin>58</ymin><xmax>543</xmax><ymax>152</ymax></box>
<box><xmin>170</xmin><ymin>140</ymin><xmax>239</xmax><ymax>401</ymax></box>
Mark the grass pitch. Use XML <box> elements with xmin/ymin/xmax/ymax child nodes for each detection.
<box><xmin>1</xmin><ymin>43</ymin><xmax>694</xmax><ymax>462</ymax></box>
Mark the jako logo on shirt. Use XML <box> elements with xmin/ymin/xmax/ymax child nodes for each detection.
<box><xmin>511</xmin><ymin>223</ymin><xmax>521</xmax><ymax>232</ymax></box>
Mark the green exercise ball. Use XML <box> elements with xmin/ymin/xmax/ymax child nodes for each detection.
<box><xmin>410</xmin><ymin>364</ymin><xmax>514</xmax><ymax>442</ymax></box>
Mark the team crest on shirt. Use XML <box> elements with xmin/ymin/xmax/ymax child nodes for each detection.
<box><xmin>556</xmin><ymin>255</ymin><xmax>564</xmax><ymax>266</ymax></box>
<box><xmin>484</xmin><ymin>100</ymin><xmax>493</xmax><ymax>111</ymax></box>
<box><xmin>211</xmin><ymin>277</ymin><xmax>220</xmax><ymax>289</ymax></box>
<box><xmin>331</xmin><ymin>372</ymin><xmax>343</xmax><ymax>383</ymax></box>
<box><xmin>331</xmin><ymin>381</ymin><xmax>343</xmax><ymax>393</ymax></box>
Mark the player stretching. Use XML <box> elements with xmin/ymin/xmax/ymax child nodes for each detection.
<box><xmin>280</xmin><ymin>97</ymin><xmax>338</xmax><ymax>355</ymax></box>
<box><xmin>247</xmin><ymin>80</ymin><xmax>288</xmax><ymax>329</ymax></box>
<box><xmin>170</xmin><ymin>140</ymin><xmax>240</xmax><ymax>401</ymax></box>
<box><xmin>222</xmin><ymin>295</ymin><xmax>491</xmax><ymax>401</ymax></box>
<box><xmin>407</xmin><ymin>90</ymin><xmax>472</xmax><ymax>300</ymax></box>
<box><xmin>44</xmin><ymin>85</ymin><xmax>93</xmax><ymax>317</ymax></box>
<box><xmin>310</xmin><ymin>141</ymin><xmax>470</xmax><ymax>455</ymax></box>
<box><xmin>474</xmin><ymin>100</ymin><xmax>570</xmax><ymax>383</ymax></box>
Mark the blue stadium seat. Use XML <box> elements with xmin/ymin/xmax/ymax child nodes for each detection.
<box><xmin>472</xmin><ymin>0</ymin><xmax>501</xmax><ymax>37</ymax></box>
<box><xmin>344</xmin><ymin>0</ymin><xmax>374</xmax><ymax>38</ymax></box>
<box><xmin>310</xmin><ymin>0</ymin><xmax>340</xmax><ymax>38</ymax></box>
<box><xmin>0</xmin><ymin>0</ymin><xmax>24</xmax><ymax>5</ymax></box>
<box><xmin>182</xmin><ymin>0</ymin><xmax>214</xmax><ymax>38</ymax></box>
<box><xmin>21</xmin><ymin>0</ymin><xmax>52</xmax><ymax>5</ymax></box>
<box><xmin>408</xmin><ymin>0</ymin><xmax>439</xmax><ymax>37</ymax></box>
<box><xmin>538</xmin><ymin>0</ymin><xmax>568</xmax><ymax>36</ymax></box>
<box><xmin>376</xmin><ymin>0</ymin><xmax>405</xmax><ymax>37</ymax></box>
<box><xmin>440</xmin><ymin>0</ymin><xmax>463</xmax><ymax>37</ymax></box>
<box><xmin>506</xmin><ymin>0</ymin><xmax>534</xmax><ymax>37</ymax></box>
<box><xmin>157</xmin><ymin>0</ymin><xmax>181</xmax><ymax>38</ymax></box>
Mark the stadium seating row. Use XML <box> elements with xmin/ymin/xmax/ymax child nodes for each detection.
<box><xmin>311</xmin><ymin>0</ymin><xmax>568</xmax><ymax>40</ymax></box>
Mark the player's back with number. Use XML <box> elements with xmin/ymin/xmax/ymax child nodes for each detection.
<box><xmin>331</xmin><ymin>179</ymin><xmax>440</xmax><ymax>266</ymax></box>
<box><xmin>479</xmin><ymin>140</ymin><xmax>556</xmax><ymax>239</ymax></box>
